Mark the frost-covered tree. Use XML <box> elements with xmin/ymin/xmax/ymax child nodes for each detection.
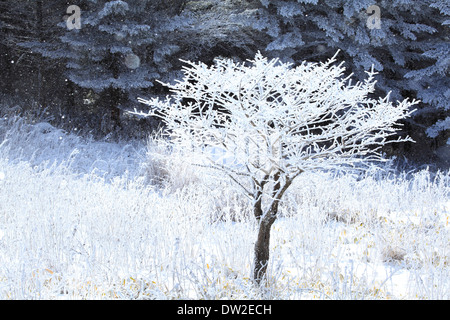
<box><xmin>134</xmin><ymin>53</ymin><xmax>417</xmax><ymax>284</ymax></box>
<box><xmin>248</xmin><ymin>0</ymin><xmax>449</xmax><ymax>155</ymax></box>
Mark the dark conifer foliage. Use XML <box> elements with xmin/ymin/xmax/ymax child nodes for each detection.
<box><xmin>0</xmin><ymin>0</ymin><xmax>448</xmax><ymax>164</ymax></box>
<box><xmin>250</xmin><ymin>0</ymin><xmax>449</xmax><ymax>161</ymax></box>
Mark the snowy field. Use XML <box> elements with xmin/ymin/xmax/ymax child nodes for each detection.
<box><xmin>0</xmin><ymin>112</ymin><xmax>448</xmax><ymax>299</ymax></box>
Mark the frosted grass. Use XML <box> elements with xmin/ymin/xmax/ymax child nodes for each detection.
<box><xmin>0</xmin><ymin>115</ymin><xmax>448</xmax><ymax>299</ymax></box>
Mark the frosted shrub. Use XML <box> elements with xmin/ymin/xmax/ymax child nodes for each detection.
<box><xmin>0</xmin><ymin>112</ymin><xmax>144</xmax><ymax>181</ymax></box>
<box><xmin>134</xmin><ymin>52</ymin><xmax>418</xmax><ymax>284</ymax></box>
<box><xmin>141</xmin><ymin>135</ymin><xmax>202</xmax><ymax>191</ymax></box>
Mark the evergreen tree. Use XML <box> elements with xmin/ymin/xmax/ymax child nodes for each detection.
<box><xmin>10</xmin><ymin>0</ymin><xmax>263</xmax><ymax>135</ymax></box>
<box><xmin>22</xmin><ymin>0</ymin><xmax>193</xmax><ymax>131</ymax></box>
<box><xmin>248</xmin><ymin>0</ymin><xmax>449</xmax><ymax>159</ymax></box>
<box><xmin>0</xmin><ymin>0</ymin><xmax>66</xmax><ymax>106</ymax></box>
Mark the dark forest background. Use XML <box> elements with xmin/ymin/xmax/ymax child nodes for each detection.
<box><xmin>0</xmin><ymin>0</ymin><xmax>448</xmax><ymax>168</ymax></box>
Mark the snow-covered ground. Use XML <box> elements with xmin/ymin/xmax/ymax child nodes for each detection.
<box><xmin>0</xmin><ymin>114</ymin><xmax>448</xmax><ymax>299</ymax></box>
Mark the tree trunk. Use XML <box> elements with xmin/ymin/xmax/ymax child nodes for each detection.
<box><xmin>98</xmin><ymin>86</ymin><xmax>124</xmax><ymax>131</ymax></box>
<box><xmin>35</xmin><ymin>0</ymin><xmax>45</xmax><ymax>106</ymax></box>
<box><xmin>109</xmin><ymin>52</ymin><xmax>122</xmax><ymax>130</ymax></box>
<box><xmin>253</xmin><ymin>192</ymin><xmax>263</xmax><ymax>221</ymax></box>
<box><xmin>108</xmin><ymin>86</ymin><xmax>123</xmax><ymax>130</ymax></box>
<box><xmin>252</xmin><ymin>211</ymin><xmax>277</xmax><ymax>285</ymax></box>
<box><xmin>251</xmin><ymin>174</ymin><xmax>298</xmax><ymax>285</ymax></box>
